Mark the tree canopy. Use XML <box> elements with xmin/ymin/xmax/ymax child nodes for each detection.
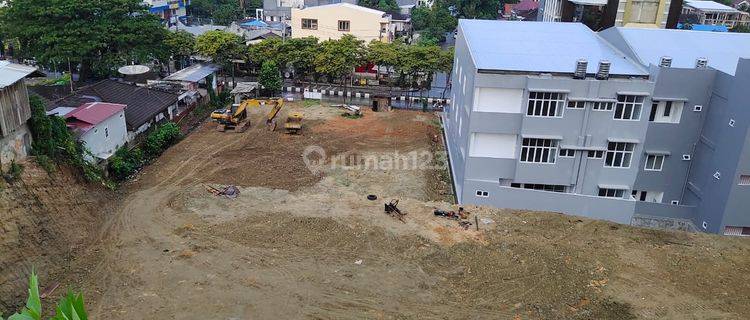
<box><xmin>314</xmin><ymin>35</ymin><xmax>366</xmax><ymax>81</ymax></box>
<box><xmin>195</xmin><ymin>30</ymin><xmax>244</xmax><ymax>63</ymax></box>
<box><xmin>359</xmin><ymin>0</ymin><xmax>401</xmax><ymax>12</ymax></box>
<box><xmin>1</xmin><ymin>0</ymin><xmax>166</xmax><ymax>78</ymax></box>
<box><xmin>259</xmin><ymin>60</ymin><xmax>283</xmax><ymax>95</ymax></box>
<box><xmin>165</xmin><ymin>30</ymin><xmax>197</xmax><ymax>59</ymax></box>
<box><xmin>190</xmin><ymin>0</ymin><xmax>263</xmax><ymax>25</ymax></box>
<box><xmin>412</xmin><ymin>0</ymin><xmax>458</xmax><ymax>43</ymax></box>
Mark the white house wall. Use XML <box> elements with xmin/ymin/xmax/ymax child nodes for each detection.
<box><xmin>80</xmin><ymin>110</ymin><xmax>128</xmax><ymax>162</ymax></box>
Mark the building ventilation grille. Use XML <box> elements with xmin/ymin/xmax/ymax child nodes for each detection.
<box><xmin>696</xmin><ymin>57</ymin><xmax>709</xmax><ymax>69</ymax></box>
<box><xmin>596</xmin><ymin>60</ymin><xmax>611</xmax><ymax>80</ymax></box>
<box><xmin>659</xmin><ymin>56</ymin><xmax>672</xmax><ymax>68</ymax></box>
<box><xmin>574</xmin><ymin>59</ymin><xmax>587</xmax><ymax>79</ymax></box>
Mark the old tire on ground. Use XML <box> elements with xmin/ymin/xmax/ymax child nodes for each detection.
<box><xmin>367</xmin><ymin>195</ymin><xmax>377</xmax><ymax>201</ymax></box>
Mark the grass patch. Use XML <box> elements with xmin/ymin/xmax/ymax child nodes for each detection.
<box><xmin>303</xmin><ymin>99</ymin><xmax>321</xmax><ymax>108</ymax></box>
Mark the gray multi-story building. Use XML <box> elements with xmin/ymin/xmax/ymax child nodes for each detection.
<box><xmin>445</xmin><ymin>19</ymin><xmax>750</xmax><ymax>236</ymax></box>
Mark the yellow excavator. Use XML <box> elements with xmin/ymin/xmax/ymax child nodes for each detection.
<box><xmin>210</xmin><ymin>98</ymin><xmax>302</xmax><ymax>134</ymax></box>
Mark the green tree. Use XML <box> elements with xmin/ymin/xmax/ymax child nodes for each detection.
<box><xmin>1</xmin><ymin>0</ymin><xmax>166</xmax><ymax>80</ymax></box>
<box><xmin>189</xmin><ymin>0</ymin><xmax>217</xmax><ymax>19</ymax></box>
<box><xmin>448</xmin><ymin>0</ymin><xmax>500</xmax><ymax>19</ymax></box>
<box><xmin>196</xmin><ymin>30</ymin><xmax>244</xmax><ymax>85</ymax></box>
<box><xmin>360</xmin><ymin>0</ymin><xmax>400</xmax><ymax>12</ymax></box>
<box><xmin>248</xmin><ymin>37</ymin><xmax>320</xmax><ymax>81</ymax></box>
<box><xmin>367</xmin><ymin>40</ymin><xmax>400</xmax><ymax>80</ymax></box>
<box><xmin>190</xmin><ymin>0</ymin><xmax>262</xmax><ymax>23</ymax></box>
<box><xmin>314</xmin><ymin>35</ymin><xmax>366</xmax><ymax>98</ymax></box>
<box><xmin>259</xmin><ymin>60</ymin><xmax>283</xmax><ymax>96</ymax></box>
<box><xmin>164</xmin><ymin>30</ymin><xmax>196</xmax><ymax>70</ymax></box>
<box><xmin>247</xmin><ymin>37</ymin><xmax>284</xmax><ymax>66</ymax></box>
<box><xmin>213</xmin><ymin>2</ymin><xmax>243</xmax><ymax>25</ymax></box>
<box><xmin>394</xmin><ymin>43</ymin><xmax>445</xmax><ymax>107</ymax></box>
<box><xmin>412</xmin><ymin>1</ymin><xmax>457</xmax><ymax>43</ymax></box>
<box><xmin>281</xmin><ymin>37</ymin><xmax>320</xmax><ymax>80</ymax></box>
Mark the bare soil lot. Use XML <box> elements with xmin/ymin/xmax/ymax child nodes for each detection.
<box><xmin>4</xmin><ymin>102</ymin><xmax>750</xmax><ymax>319</ymax></box>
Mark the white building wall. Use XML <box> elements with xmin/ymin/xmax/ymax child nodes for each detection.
<box><xmin>80</xmin><ymin>110</ymin><xmax>128</xmax><ymax>162</ymax></box>
<box><xmin>291</xmin><ymin>4</ymin><xmax>390</xmax><ymax>42</ymax></box>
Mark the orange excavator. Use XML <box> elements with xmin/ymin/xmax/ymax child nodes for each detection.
<box><xmin>211</xmin><ymin>98</ymin><xmax>296</xmax><ymax>133</ymax></box>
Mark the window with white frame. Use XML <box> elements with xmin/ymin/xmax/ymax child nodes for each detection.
<box><xmin>559</xmin><ymin>149</ymin><xmax>575</xmax><ymax>157</ymax></box>
<box><xmin>567</xmin><ymin>100</ymin><xmax>585</xmax><ymax>109</ymax></box>
<box><xmin>587</xmin><ymin>150</ymin><xmax>604</xmax><ymax>159</ymax></box>
<box><xmin>649</xmin><ymin>101</ymin><xmax>684</xmax><ymax>123</ymax></box>
<box><xmin>614</xmin><ymin>95</ymin><xmax>644</xmax><ymax>120</ymax></box>
<box><xmin>301</xmin><ymin>18</ymin><xmax>318</xmax><ymax>30</ymax></box>
<box><xmin>520</xmin><ymin>138</ymin><xmax>558</xmax><ymax>163</ymax></box>
<box><xmin>605</xmin><ymin>142</ymin><xmax>635</xmax><ymax>168</ymax></box>
<box><xmin>598</xmin><ymin>188</ymin><xmax>625</xmax><ymax>198</ymax></box>
<box><xmin>526</xmin><ymin>92</ymin><xmax>565</xmax><ymax>117</ymax></box>
<box><xmin>644</xmin><ymin>154</ymin><xmax>664</xmax><ymax>171</ymax></box>
<box><xmin>338</xmin><ymin>20</ymin><xmax>350</xmax><ymax>31</ymax></box>
<box><xmin>592</xmin><ymin>101</ymin><xmax>614</xmax><ymax>111</ymax></box>
<box><xmin>511</xmin><ymin>183</ymin><xmax>568</xmax><ymax>193</ymax></box>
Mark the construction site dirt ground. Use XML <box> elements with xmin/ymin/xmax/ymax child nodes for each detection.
<box><xmin>28</xmin><ymin>102</ymin><xmax>750</xmax><ymax>319</ymax></box>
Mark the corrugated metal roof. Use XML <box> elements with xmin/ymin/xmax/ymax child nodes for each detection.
<box><xmin>164</xmin><ymin>63</ymin><xmax>220</xmax><ymax>83</ymax></box>
<box><xmin>65</xmin><ymin>102</ymin><xmax>126</xmax><ymax>126</ymax></box>
<box><xmin>459</xmin><ymin>20</ymin><xmax>648</xmax><ymax>76</ymax></box>
<box><xmin>0</xmin><ymin>61</ymin><xmax>38</xmax><ymax>88</ymax></box>
<box><xmin>605</xmin><ymin>27</ymin><xmax>750</xmax><ymax>75</ymax></box>
<box><xmin>55</xmin><ymin>80</ymin><xmax>178</xmax><ymax>130</ymax></box>
<box><xmin>685</xmin><ymin>0</ymin><xmax>740</xmax><ymax>12</ymax></box>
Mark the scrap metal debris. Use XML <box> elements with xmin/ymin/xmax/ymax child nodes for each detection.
<box><xmin>434</xmin><ymin>207</ymin><xmax>473</xmax><ymax>230</ymax></box>
<box><xmin>206</xmin><ymin>185</ymin><xmax>241</xmax><ymax>199</ymax></box>
<box><xmin>384</xmin><ymin>199</ymin><xmax>406</xmax><ymax>223</ymax></box>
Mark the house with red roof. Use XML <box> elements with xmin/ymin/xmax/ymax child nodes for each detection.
<box><xmin>65</xmin><ymin>102</ymin><xmax>128</xmax><ymax>162</ymax></box>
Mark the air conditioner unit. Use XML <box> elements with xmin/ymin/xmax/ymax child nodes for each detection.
<box><xmin>693</xmin><ymin>105</ymin><xmax>703</xmax><ymax>112</ymax></box>
<box><xmin>729</xmin><ymin>119</ymin><xmax>736</xmax><ymax>127</ymax></box>
<box><xmin>671</xmin><ymin>200</ymin><xmax>680</xmax><ymax>205</ymax></box>
<box><xmin>682</xmin><ymin>154</ymin><xmax>692</xmax><ymax>161</ymax></box>
<box><xmin>714</xmin><ymin>171</ymin><xmax>721</xmax><ymax>180</ymax></box>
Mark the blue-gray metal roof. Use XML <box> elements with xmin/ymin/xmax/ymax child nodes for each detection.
<box><xmin>458</xmin><ymin>20</ymin><xmax>648</xmax><ymax>76</ymax></box>
<box><xmin>164</xmin><ymin>63</ymin><xmax>220</xmax><ymax>82</ymax></box>
<box><xmin>606</xmin><ymin>27</ymin><xmax>750</xmax><ymax>76</ymax></box>
<box><xmin>0</xmin><ymin>61</ymin><xmax>38</xmax><ymax>88</ymax></box>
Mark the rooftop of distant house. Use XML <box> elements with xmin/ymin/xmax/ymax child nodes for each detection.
<box><xmin>52</xmin><ymin>80</ymin><xmax>178</xmax><ymax>130</ymax></box>
<box><xmin>0</xmin><ymin>61</ymin><xmax>39</xmax><ymax>88</ymax></box>
<box><xmin>164</xmin><ymin>63</ymin><xmax>220</xmax><ymax>83</ymax></box>
<box><xmin>684</xmin><ymin>0</ymin><xmax>742</xmax><ymax>12</ymax></box>
<box><xmin>65</xmin><ymin>102</ymin><xmax>126</xmax><ymax>134</ymax></box>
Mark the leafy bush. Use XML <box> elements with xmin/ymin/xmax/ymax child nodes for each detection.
<box><xmin>35</xmin><ymin>154</ymin><xmax>56</xmax><ymax>173</ymax></box>
<box><xmin>1</xmin><ymin>270</ymin><xmax>88</xmax><ymax>320</ymax></box>
<box><xmin>107</xmin><ymin>122</ymin><xmax>181</xmax><ymax>181</ymax></box>
<box><xmin>108</xmin><ymin>147</ymin><xmax>144</xmax><ymax>181</ymax></box>
<box><xmin>143</xmin><ymin>122</ymin><xmax>181</xmax><ymax>158</ymax></box>
<box><xmin>27</xmin><ymin>95</ymin><xmax>106</xmax><ymax>184</ymax></box>
<box><xmin>3</xmin><ymin>160</ymin><xmax>24</xmax><ymax>182</ymax></box>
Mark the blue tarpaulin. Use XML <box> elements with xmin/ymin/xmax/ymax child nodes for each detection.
<box><xmin>241</xmin><ymin>20</ymin><xmax>269</xmax><ymax>28</ymax></box>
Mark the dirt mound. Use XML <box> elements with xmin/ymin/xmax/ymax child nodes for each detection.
<box><xmin>0</xmin><ymin>161</ymin><xmax>116</xmax><ymax>313</ymax></box>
